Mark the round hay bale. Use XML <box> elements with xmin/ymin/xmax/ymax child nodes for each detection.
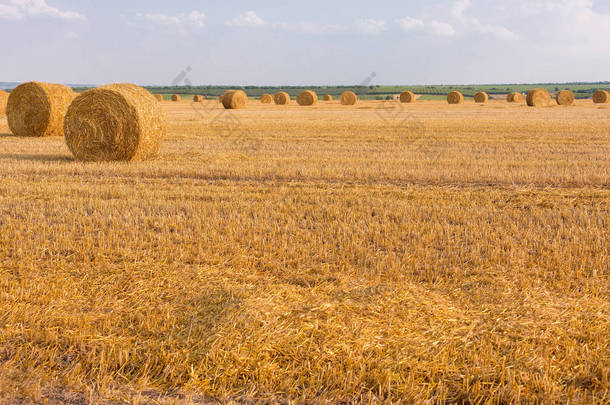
<box><xmin>193</xmin><ymin>95</ymin><xmax>203</xmax><ymax>102</ymax></box>
<box><xmin>0</xmin><ymin>90</ymin><xmax>8</xmax><ymax>115</ymax></box>
<box><xmin>274</xmin><ymin>92</ymin><xmax>290</xmax><ymax>105</ymax></box>
<box><xmin>340</xmin><ymin>91</ymin><xmax>358</xmax><ymax>106</ymax></box>
<box><xmin>297</xmin><ymin>90</ymin><xmax>318</xmax><ymax>106</ymax></box>
<box><xmin>507</xmin><ymin>92</ymin><xmax>524</xmax><ymax>103</ymax></box>
<box><xmin>323</xmin><ymin>94</ymin><xmax>333</xmax><ymax>101</ymax></box>
<box><xmin>171</xmin><ymin>94</ymin><xmax>181</xmax><ymax>102</ymax></box>
<box><xmin>592</xmin><ymin>90</ymin><xmax>609</xmax><ymax>104</ymax></box>
<box><xmin>474</xmin><ymin>92</ymin><xmax>489</xmax><ymax>103</ymax></box>
<box><xmin>526</xmin><ymin>88</ymin><xmax>551</xmax><ymax>107</ymax></box>
<box><xmin>154</xmin><ymin>94</ymin><xmax>164</xmax><ymax>102</ymax></box>
<box><xmin>260</xmin><ymin>94</ymin><xmax>273</xmax><ymax>104</ymax></box>
<box><xmin>399</xmin><ymin>91</ymin><xmax>415</xmax><ymax>103</ymax></box>
<box><xmin>64</xmin><ymin>83</ymin><xmax>167</xmax><ymax>162</ymax></box>
<box><xmin>556</xmin><ymin>90</ymin><xmax>575</xmax><ymax>106</ymax></box>
<box><xmin>447</xmin><ymin>91</ymin><xmax>464</xmax><ymax>104</ymax></box>
<box><xmin>7</xmin><ymin>81</ymin><xmax>75</xmax><ymax>137</ymax></box>
<box><xmin>221</xmin><ymin>90</ymin><xmax>247</xmax><ymax>109</ymax></box>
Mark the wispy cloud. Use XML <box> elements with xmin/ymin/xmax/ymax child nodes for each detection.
<box><xmin>356</xmin><ymin>19</ymin><xmax>387</xmax><ymax>35</ymax></box>
<box><xmin>273</xmin><ymin>21</ymin><xmax>347</xmax><ymax>35</ymax></box>
<box><xmin>225</xmin><ymin>11</ymin><xmax>265</xmax><ymax>28</ymax></box>
<box><xmin>136</xmin><ymin>10</ymin><xmax>205</xmax><ymax>28</ymax></box>
<box><xmin>0</xmin><ymin>0</ymin><xmax>85</xmax><ymax>21</ymax></box>
<box><xmin>397</xmin><ymin>16</ymin><xmax>455</xmax><ymax>37</ymax></box>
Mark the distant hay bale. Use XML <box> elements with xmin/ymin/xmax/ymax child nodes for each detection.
<box><xmin>474</xmin><ymin>92</ymin><xmax>489</xmax><ymax>103</ymax></box>
<box><xmin>0</xmin><ymin>90</ymin><xmax>8</xmax><ymax>114</ymax></box>
<box><xmin>260</xmin><ymin>94</ymin><xmax>273</xmax><ymax>104</ymax></box>
<box><xmin>7</xmin><ymin>81</ymin><xmax>75</xmax><ymax>137</ymax></box>
<box><xmin>297</xmin><ymin>90</ymin><xmax>318</xmax><ymax>106</ymax></box>
<box><xmin>526</xmin><ymin>88</ymin><xmax>551</xmax><ymax>107</ymax></box>
<box><xmin>447</xmin><ymin>91</ymin><xmax>464</xmax><ymax>104</ymax></box>
<box><xmin>556</xmin><ymin>90</ymin><xmax>575</xmax><ymax>106</ymax></box>
<box><xmin>221</xmin><ymin>90</ymin><xmax>247</xmax><ymax>109</ymax></box>
<box><xmin>64</xmin><ymin>83</ymin><xmax>167</xmax><ymax>161</ymax></box>
<box><xmin>592</xmin><ymin>90</ymin><xmax>609</xmax><ymax>104</ymax></box>
<box><xmin>171</xmin><ymin>94</ymin><xmax>181</xmax><ymax>102</ymax></box>
<box><xmin>399</xmin><ymin>91</ymin><xmax>415</xmax><ymax>103</ymax></box>
<box><xmin>323</xmin><ymin>94</ymin><xmax>333</xmax><ymax>101</ymax></box>
<box><xmin>507</xmin><ymin>92</ymin><xmax>524</xmax><ymax>103</ymax></box>
<box><xmin>340</xmin><ymin>91</ymin><xmax>358</xmax><ymax>105</ymax></box>
<box><xmin>193</xmin><ymin>95</ymin><xmax>203</xmax><ymax>102</ymax></box>
<box><xmin>274</xmin><ymin>92</ymin><xmax>290</xmax><ymax>105</ymax></box>
<box><xmin>154</xmin><ymin>94</ymin><xmax>164</xmax><ymax>102</ymax></box>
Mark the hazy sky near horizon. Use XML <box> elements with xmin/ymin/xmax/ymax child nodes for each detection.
<box><xmin>1</xmin><ymin>0</ymin><xmax>610</xmax><ymax>86</ymax></box>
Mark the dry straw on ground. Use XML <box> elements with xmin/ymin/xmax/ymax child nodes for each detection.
<box><xmin>64</xmin><ymin>83</ymin><xmax>167</xmax><ymax>161</ymax></box>
<box><xmin>526</xmin><ymin>89</ymin><xmax>551</xmax><ymax>107</ymax></box>
<box><xmin>556</xmin><ymin>90</ymin><xmax>575</xmax><ymax>106</ymax></box>
<box><xmin>6</xmin><ymin>81</ymin><xmax>75</xmax><ymax>137</ymax></box>
<box><xmin>0</xmin><ymin>90</ymin><xmax>8</xmax><ymax>114</ymax></box>
<box><xmin>154</xmin><ymin>94</ymin><xmax>164</xmax><ymax>102</ymax></box>
<box><xmin>221</xmin><ymin>90</ymin><xmax>247</xmax><ymax>109</ymax></box>
<box><xmin>474</xmin><ymin>92</ymin><xmax>489</xmax><ymax>103</ymax></box>
<box><xmin>399</xmin><ymin>91</ymin><xmax>415</xmax><ymax>103</ymax></box>
<box><xmin>592</xmin><ymin>90</ymin><xmax>609</xmax><ymax>104</ymax></box>
<box><xmin>507</xmin><ymin>92</ymin><xmax>524</xmax><ymax>103</ymax></box>
<box><xmin>193</xmin><ymin>95</ymin><xmax>204</xmax><ymax>102</ymax></box>
<box><xmin>275</xmin><ymin>92</ymin><xmax>290</xmax><ymax>105</ymax></box>
<box><xmin>260</xmin><ymin>94</ymin><xmax>273</xmax><ymax>104</ymax></box>
<box><xmin>171</xmin><ymin>95</ymin><xmax>181</xmax><ymax>102</ymax></box>
<box><xmin>340</xmin><ymin>91</ymin><xmax>358</xmax><ymax>105</ymax></box>
<box><xmin>447</xmin><ymin>91</ymin><xmax>464</xmax><ymax>104</ymax></box>
<box><xmin>297</xmin><ymin>90</ymin><xmax>318</xmax><ymax>106</ymax></box>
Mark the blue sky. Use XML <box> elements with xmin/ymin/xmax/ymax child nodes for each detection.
<box><xmin>1</xmin><ymin>0</ymin><xmax>610</xmax><ymax>86</ymax></box>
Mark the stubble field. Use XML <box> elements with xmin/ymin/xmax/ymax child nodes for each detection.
<box><xmin>0</xmin><ymin>99</ymin><xmax>608</xmax><ymax>404</ymax></box>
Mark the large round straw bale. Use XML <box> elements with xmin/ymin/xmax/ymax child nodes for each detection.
<box><xmin>0</xmin><ymin>90</ymin><xmax>8</xmax><ymax>114</ymax></box>
<box><xmin>507</xmin><ymin>92</ymin><xmax>524</xmax><ymax>103</ymax></box>
<box><xmin>171</xmin><ymin>94</ymin><xmax>181</xmax><ymax>102</ymax></box>
<box><xmin>323</xmin><ymin>94</ymin><xmax>333</xmax><ymax>101</ymax></box>
<box><xmin>274</xmin><ymin>92</ymin><xmax>290</xmax><ymax>105</ymax></box>
<box><xmin>447</xmin><ymin>91</ymin><xmax>464</xmax><ymax>104</ymax></box>
<box><xmin>399</xmin><ymin>91</ymin><xmax>415</xmax><ymax>103</ymax></box>
<box><xmin>556</xmin><ymin>90</ymin><xmax>575</xmax><ymax>106</ymax></box>
<box><xmin>592</xmin><ymin>90</ymin><xmax>609</xmax><ymax>104</ymax></box>
<box><xmin>526</xmin><ymin>88</ymin><xmax>551</xmax><ymax>107</ymax></box>
<box><xmin>474</xmin><ymin>92</ymin><xmax>489</xmax><ymax>103</ymax></box>
<box><xmin>193</xmin><ymin>95</ymin><xmax>203</xmax><ymax>102</ymax></box>
<box><xmin>7</xmin><ymin>81</ymin><xmax>75</xmax><ymax>137</ymax></box>
<box><xmin>221</xmin><ymin>90</ymin><xmax>247</xmax><ymax>109</ymax></box>
<box><xmin>340</xmin><ymin>91</ymin><xmax>358</xmax><ymax>105</ymax></box>
<box><xmin>64</xmin><ymin>83</ymin><xmax>167</xmax><ymax>162</ymax></box>
<box><xmin>297</xmin><ymin>90</ymin><xmax>318</xmax><ymax>106</ymax></box>
<box><xmin>260</xmin><ymin>94</ymin><xmax>273</xmax><ymax>104</ymax></box>
<box><xmin>154</xmin><ymin>94</ymin><xmax>164</xmax><ymax>102</ymax></box>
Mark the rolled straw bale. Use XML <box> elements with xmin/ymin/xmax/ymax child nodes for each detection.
<box><xmin>274</xmin><ymin>92</ymin><xmax>290</xmax><ymax>105</ymax></box>
<box><xmin>154</xmin><ymin>94</ymin><xmax>164</xmax><ymax>102</ymax></box>
<box><xmin>0</xmin><ymin>90</ymin><xmax>8</xmax><ymax>114</ymax></box>
<box><xmin>260</xmin><ymin>94</ymin><xmax>273</xmax><ymax>104</ymax></box>
<box><xmin>297</xmin><ymin>90</ymin><xmax>318</xmax><ymax>106</ymax></box>
<box><xmin>323</xmin><ymin>94</ymin><xmax>333</xmax><ymax>101</ymax></box>
<box><xmin>399</xmin><ymin>91</ymin><xmax>415</xmax><ymax>103</ymax></box>
<box><xmin>7</xmin><ymin>81</ymin><xmax>75</xmax><ymax>137</ymax></box>
<box><xmin>171</xmin><ymin>94</ymin><xmax>181</xmax><ymax>101</ymax></box>
<box><xmin>474</xmin><ymin>92</ymin><xmax>489</xmax><ymax>103</ymax></box>
<box><xmin>592</xmin><ymin>90</ymin><xmax>609</xmax><ymax>104</ymax></box>
<box><xmin>556</xmin><ymin>90</ymin><xmax>575</xmax><ymax>106</ymax></box>
<box><xmin>340</xmin><ymin>91</ymin><xmax>358</xmax><ymax>106</ymax></box>
<box><xmin>507</xmin><ymin>92</ymin><xmax>524</xmax><ymax>103</ymax></box>
<box><xmin>526</xmin><ymin>88</ymin><xmax>551</xmax><ymax>107</ymax></box>
<box><xmin>193</xmin><ymin>95</ymin><xmax>203</xmax><ymax>102</ymax></box>
<box><xmin>221</xmin><ymin>90</ymin><xmax>247</xmax><ymax>109</ymax></box>
<box><xmin>64</xmin><ymin>83</ymin><xmax>167</xmax><ymax>161</ymax></box>
<box><xmin>447</xmin><ymin>91</ymin><xmax>464</xmax><ymax>104</ymax></box>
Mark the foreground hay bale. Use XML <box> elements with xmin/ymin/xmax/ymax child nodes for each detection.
<box><xmin>592</xmin><ymin>90</ymin><xmax>609</xmax><ymax>104</ymax></box>
<box><xmin>297</xmin><ymin>90</ymin><xmax>318</xmax><ymax>106</ymax></box>
<box><xmin>193</xmin><ymin>95</ymin><xmax>203</xmax><ymax>102</ymax></box>
<box><xmin>447</xmin><ymin>91</ymin><xmax>464</xmax><ymax>104</ymax></box>
<box><xmin>274</xmin><ymin>92</ymin><xmax>290</xmax><ymax>105</ymax></box>
<box><xmin>340</xmin><ymin>91</ymin><xmax>358</xmax><ymax>105</ymax></box>
<box><xmin>154</xmin><ymin>94</ymin><xmax>164</xmax><ymax>102</ymax></box>
<box><xmin>0</xmin><ymin>90</ymin><xmax>8</xmax><ymax>114</ymax></box>
<box><xmin>474</xmin><ymin>92</ymin><xmax>489</xmax><ymax>103</ymax></box>
<box><xmin>507</xmin><ymin>92</ymin><xmax>524</xmax><ymax>103</ymax></box>
<box><xmin>221</xmin><ymin>90</ymin><xmax>247</xmax><ymax>109</ymax></box>
<box><xmin>526</xmin><ymin>89</ymin><xmax>551</xmax><ymax>107</ymax></box>
<box><xmin>7</xmin><ymin>81</ymin><xmax>75</xmax><ymax>137</ymax></box>
<box><xmin>399</xmin><ymin>91</ymin><xmax>415</xmax><ymax>103</ymax></box>
<box><xmin>556</xmin><ymin>90</ymin><xmax>575</xmax><ymax>106</ymax></box>
<box><xmin>260</xmin><ymin>94</ymin><xmax>273</xmax><ymax>104</ymax></box>
<box><xmin>171</xmin><ymin>94</ymin><xmax>181</xmax><ymax>102</ymax></box>
<box><xmin>64</xmin><ymin>83</ymin><xmax>167</xmax><ymax>161</ymax></box>
<box><xmin>323</xmin><ymin>94</ymin><xmax>333</xmax><ymax>101</ymax></box>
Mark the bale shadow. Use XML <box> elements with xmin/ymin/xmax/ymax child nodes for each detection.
<box><xmin>0</xmin><ymin>153</ymin><xmax>73</xmax><ymax>162</ymax></box>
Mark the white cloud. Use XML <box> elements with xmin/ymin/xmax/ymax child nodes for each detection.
<box><xmin>274</xmin><ymin>21</ymin><xmax>347</xmax><ymax>35</ymax></box>
<box><xmin>136</xmin><ymin>10</ymin><xmax>205</xmax><ymax>28</ymax></box>
<box><xmin>0</xmin><ymin>0</ymin><xmax>85</xmax><ymax>21</ymax></box>
<box><xmin>397</xmin><ymin>16</ymin><xmax>455</xmax><ymax>37</ymax></box>
<box><xmin>429</xmin><ymin>21</ymin><xmax>456</xmax><ymax>36</ymax></box>
<box><xmin>396</xmin><ymin>16</ymin><xmax>425</xmax><ymax>31</ymax></box>
<box><xmin>225</xmin><ymin>11</ymin><xmax>265</xmax><ymax>28</ymax></box>
<box><xmin>356</xmin><ymin>19</ymin><xmax>387</xmax><ymax>35</ymax></box>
